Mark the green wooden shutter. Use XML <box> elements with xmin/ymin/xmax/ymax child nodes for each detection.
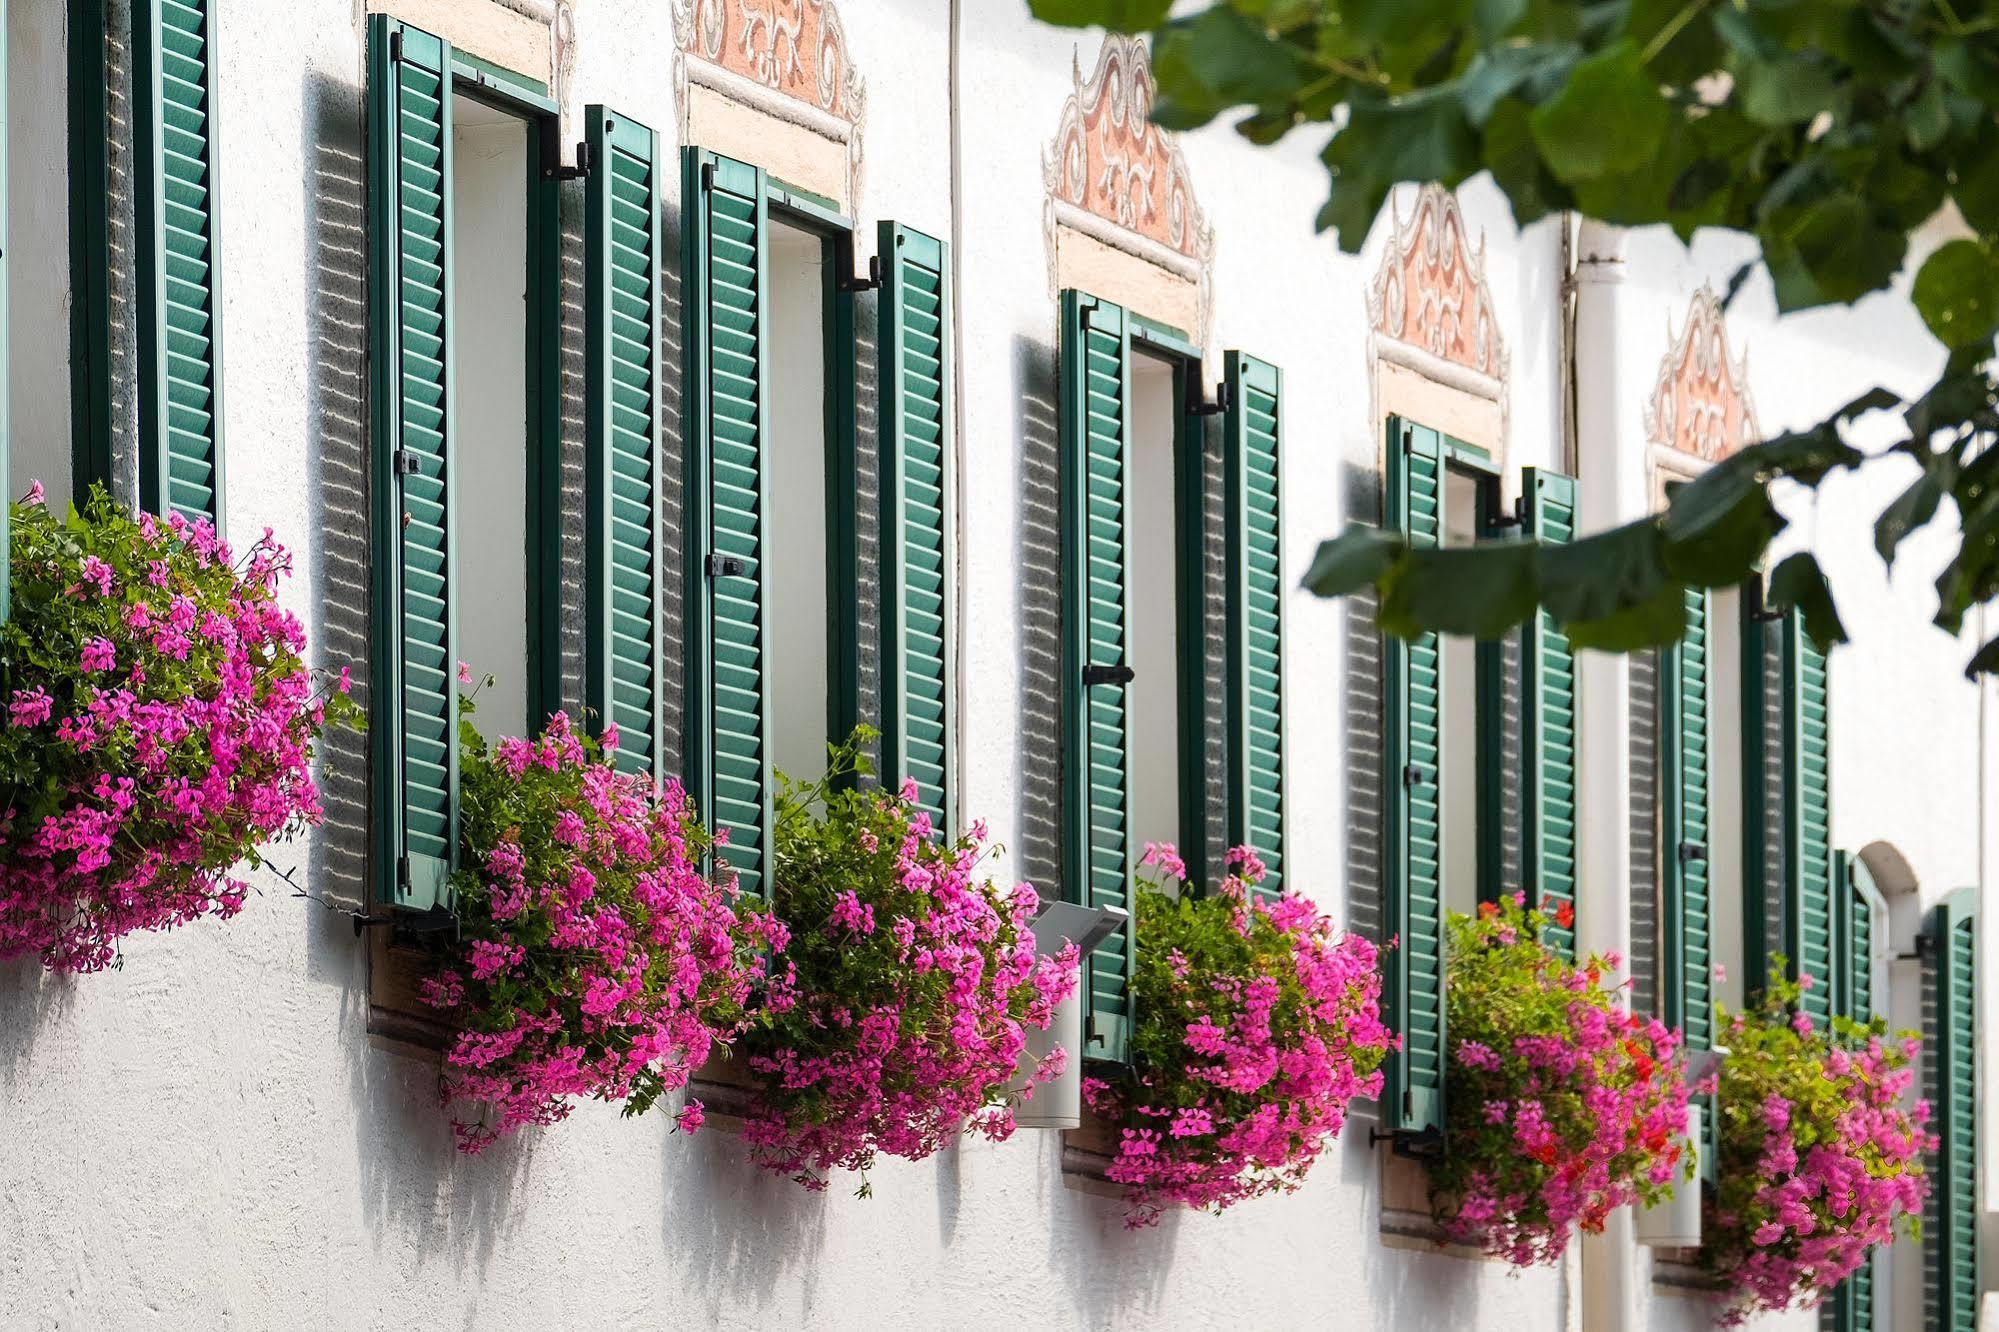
<box><xmin>878</xmin><ymin>221</ymin><xmax>954</xmax><ymax>834</ymax></box>
<box><xmin>1060</xmin><ymin>289</ymin><xmax>1135</xmax><ymax>1067</ymax></box>
<box><xmin>1783</xmin><ymin>611</ymin><xmax>1835</xmax><ymax>1026</ymax></box>
<box><xmin>1825</xmin><ymin>851</ymin><xmax>1887</xmax><ymax>1332</ymax></box>
<box><xmin>682</xmin><ymin>148</ymin><xmax>773</xmax><ymax>897</ymax></box>
<box><xmin>1224</xmin><ymin>352</ymin><xmax>1284</xmax><ymax>900</ymax></box>
<box><xmin>1661</xmin><ymin>587</ymin><xmax>1713</xmax><ymax>1051</ymax></box>
<box><xmin>1661</xmin><ymin>588</ymin><xmax>1715</xmax><ymax>1177</ymax></box>
<box><xmin>1384</xmin><ymin>416</ymin><xmax>1445</xmax><ymax>1138</ymax></box>
<box><xmin>584</xmin><ymin>107</ymin><xmax>663</xmax><ymax>777</ymax></box>
<box><xmin>1519</xmin><ymin>467</ymin><xmax>1579</xmax><ymax>957</ymax></box>
<box><xmin>133</xmin><ymin>0</ymin><xmax>225</xmax><ymax>525</ymax></box>
<box><xmin>1927</xmin><ymin>888</ymin><xmax>1981</xmax><ymax>1332</ymax></box>
<box><xmin>366</xmin><ymin>16</ymin><xmax>457</xmax><ymax>915</ymax></box>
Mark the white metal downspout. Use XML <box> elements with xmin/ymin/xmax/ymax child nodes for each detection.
<box><xmin>1571</xmin><ymin>217</ymin><xmax>1641</xmax><ymax>1332</ymax></box>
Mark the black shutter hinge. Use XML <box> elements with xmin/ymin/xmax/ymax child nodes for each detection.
<box><xmin>1679</xmin><ymin>841</ymin><xmax>1708</xmax><ymax>864</ymax></box>
<box><xmin>701</xmin><ymin>161</ymin><xmax>717</xmax><ymax>192</ymax></box>
<box><xmin>838</xmin><ymin>252</ymin><xmax>883</xmax><ymax>294</ymax></box>
<box><xmin>1401</xmin><ymin>426</ymin><xmax>1414</xmax><ymax>453</ymax></box>
<box><xmin>1745</xmin><ymin>577</ymin><xmax>1785</xmax><ymax>623</ymax></box>
<box><xmin>1187</xmin><ymin>379</ymin><xmax>1232</xmax><ymax>418</ymax></box>
<box><xmin>390</xmin><ymin>30</ymin><xmax>402</xmax><ymax>62</ymax></box>
<box><xmin>1402</xmin><ymin>763</ymin><xmax>1427</xmax><ymax>788</ymax></box>
<box><xmin>1488</xmin><ymin>494</ymin><xmax>1525</xmax><ymax>531</ymax></box>
<box><xmin>393</xmin><ymin>449</ymin><xmax>422</xmax><ymax>478</ymax></box>
<box><xmin>539</xmin><ymin>119</ymin><xmax>591</xmax><ymax>181</ymax></box>
<box><xmin>1082</xmin><ymin>663</ymin><xmax>1136</xmax><ymax>687</ymax></box>
<box><xmin>706</xmin><ymin>554</ymin><xmax>745</xmax><ymax>578</ymax></box>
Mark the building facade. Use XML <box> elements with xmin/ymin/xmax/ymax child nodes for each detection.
<box><xmin>0</xmin><ymin>2</ymin><xmax>1992</xmax><ymax>1328</ymax></box>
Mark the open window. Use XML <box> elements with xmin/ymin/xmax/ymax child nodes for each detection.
<box><xmin>365</xmin><ymin>17</ymin><xmax>577</xmax><ymax>921</ymax></box>
<box><xmin>682</xmin><ymin>148</ymin><xmax>957</xmax><ymax>893</ymax></box>
<box><xmin>1057</xmin><ymin>292</ymin><xmax>1290</xmax><ymax>1071</ymax></box>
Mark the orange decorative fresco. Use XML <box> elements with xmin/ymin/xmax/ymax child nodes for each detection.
<box><xmin>1646</xmin><ymin>288</ymin><xmax>1758</xmax><ymax>462</ymax></box>
<box><xmin>1366</xmin><ymin>185</ymin><xmax>1506</xmax><ymax>381</ymax></box>
<box><xmin>674</xmin><ymin>0</ymin><xmax>859</xmax><ymax>121</ymax></box>
<box><xmin>1045</xmin><ymin>36</ymin><xmax>1208</xmax><ymax>263</ymax></box>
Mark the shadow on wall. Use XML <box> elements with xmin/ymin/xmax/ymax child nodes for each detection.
<box><xmin>1037</xmin><ymin>1134</ymin><xmax>1185</xmax><ymax>1323</ymax></box>
<box><xmin>658</xmin><ymin>1109</ymin><xmax>833</xmax><ymax>1322</ymax></box>
<box><xmin>300</xmin><ymin>70</ymin><xmax>372</xmax><ymax>938</ymax></box>
<box><xmin>1016</xmin><ymin>334</ymin><xmax>1063</xmax><ymax>894</ymax></box>
<box><xmin>0</xmin><ymin>965</ymin><xmax>81</xmax><ymax>1095</ymax></box>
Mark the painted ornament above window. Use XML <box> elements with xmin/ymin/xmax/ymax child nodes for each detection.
<box><xmin>1645</xmin><ymin>288</ymin><xmax>1759</xmax><ymax>463</ymax></box>
<box><xmin>1366</xmin><ymin>185</ymin><xmax>1508</xmax><ymax>385</ymax></box>
<box><xmin>672</xmin><ymin>0</ymin><xmax>867</xmax><ymax>208</ymax></box>
<box><xmin>1044</xmin><ymin>36</ymin><xmax>1215</xmax><ymax>345</ymax></box>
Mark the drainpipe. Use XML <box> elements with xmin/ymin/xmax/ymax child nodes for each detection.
<box><xmin>1570</xmin><ymin>217</ymin><xmax>1640</xmax><ymax>1332</ymax></box>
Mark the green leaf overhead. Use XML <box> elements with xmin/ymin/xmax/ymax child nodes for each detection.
<box><xmin>1021</xmin><ymin>0</ymin><xmax>1999</xmax><ymax>673</ymax></box>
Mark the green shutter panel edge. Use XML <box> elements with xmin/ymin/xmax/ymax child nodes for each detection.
<box><xmin>367</xmin><ymin>16</ymin><xmax>458</xmax><ymax>915</ymax></box>
<box><xmin>584</xmin><ymin>106</ymin><xmax>664</xmax><ymax>778</ymax></box>
<box><xmin>1784</xmin><ymin>611</ymin><xmax>1836</xmax><ymax>1027</ymax></box>
<box><xmin>1825</xmin><ymin>851</ymin><xmax>1886</xmax><ymax>1332</ymax></box>
<box><xmin>681</xmin><ymin>147</ymin><xmax>774</xmax><ymax>899</ymax></box>
<box><xmin>878</xmin><ymin>220</ymin><xmax>955</xmax><ymax>835</ymax></box>
<box><xmin>1384</xmin><ymin>416</ymin><xmax>1445</xmax><ymax>1138</ymax></box>
<box><xmin>1224</xmin><ymin>352</ymin><xmax>1285</xmax><ymax>901</ymax></box>
<box><xmin>1060</xmin><ymin>289</ymin><xmax>1135</xmax><ymax>1067</ymax></box>
<box><xmin>1927</xmin><ymin>888</ymin><xmax>1981</xmax><ymax>1332</ymax></box>
<box><xmin>1519</xmin><ymin>467</ymin><xmax>1579</xmax><ymax>958</ymax></box>
<box><xmin>134</xmin><ymin>0</ymin><xmax>225</xmax><ymax>526</ymax></box>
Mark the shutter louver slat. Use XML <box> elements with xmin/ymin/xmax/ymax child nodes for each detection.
<box><xmin>1224</xmin><ymin>353</ymin><xmax>1285</xmax><ymax>901</ymax></box>
<box><xmin>1385</xmin><ymin>417</ymin><xmax>1446</xmax><ymax>1137</ymax></box>
<box><xmin>1520</xmin><ymin>468</ymin><xmax>1580</xmax><ymax>959</ymax></box>
<box><xmin>683</xmin><ymin>150</ymin><xmax>773</xmax><ymax>897</ymax></box>
<box><xmin>585</xmin><ymin>108</ymin><xmax>664</xmax><ymax>778</ymax></box>
<box><xmin>879</xmin><ymin>223</ymin><xmax>955</xmax><ymax>835</ymax></box>
<box><xmin>136</xmin><ymin>0</ymin><xmax>225</xmax><ymax>525</ymax></box>
<box><xmin>367</xmin><ymin>18</ymin><xmax>457</xmax><ymax>914</ymax></box>
<box><xmin>1061</xmin><ymin>291</ymin><xmax>1135</xmax><ymax>1067</ymax></box>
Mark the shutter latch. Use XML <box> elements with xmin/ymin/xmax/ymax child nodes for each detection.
<box><xmin>1082</xmin><ymin>663</ymin><xmax>1136</xmax><ymax>687</ymax></box>
<box><xmin>706</xmin><ymin>554</ymin><xmax>745</xmax><ymax>578</ymax></box>
<box><xmin>1678</xmin><ymin>841</ymin><xmax>1708</xmax><ymax>863</ymax></box>
<box><xmin>393</xmin><ymin>449</ymin><xmax>422</xmax><ymax>478</ymax></box>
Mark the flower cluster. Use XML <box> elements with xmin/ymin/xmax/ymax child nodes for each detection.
<box><xmin>1701</xmin><ymin>972</ymin><xmax>1931</xmax><ymax>1325</ymax></box>
<box><xmin>0</xmin><ymin>486</ymin><xmax>351</xmax><ymax>973</ymax></box>
<box><xmin>1429</xmin><ymin>894</ymin><xmax>1692</xmax><ymax>1266</ymax></box>
<box><xmin>1083</xmin><ymin>844</ymin><xmax>1393</xmax><ymax>1228</ymax></box>
<box><xmin>426</xmin><ymin>710</ymin><xmax>778</xmax><ymax>1153</ymax></box>
<box><xmin>738</xmin><ymin>730</ymin><xmax>1079</xmax><ymax>1193</ymax></box>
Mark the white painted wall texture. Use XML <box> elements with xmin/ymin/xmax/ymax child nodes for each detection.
<box><xmin>0</xmin><ymin>2</ymin><xmax>1986</xmax><ymax>1329</ymax></box>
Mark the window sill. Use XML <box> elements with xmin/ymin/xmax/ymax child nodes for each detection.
<box><xmin>1649</xmin><ymin>1249</ymin><xmax>1723</xmax><ymax>1294</ymax></box>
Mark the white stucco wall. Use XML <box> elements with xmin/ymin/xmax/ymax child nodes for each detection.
<box><xmin>0</xmin><ymin>2</ymin><xmax>1986</xmax><ymax>1329</ymax></box>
